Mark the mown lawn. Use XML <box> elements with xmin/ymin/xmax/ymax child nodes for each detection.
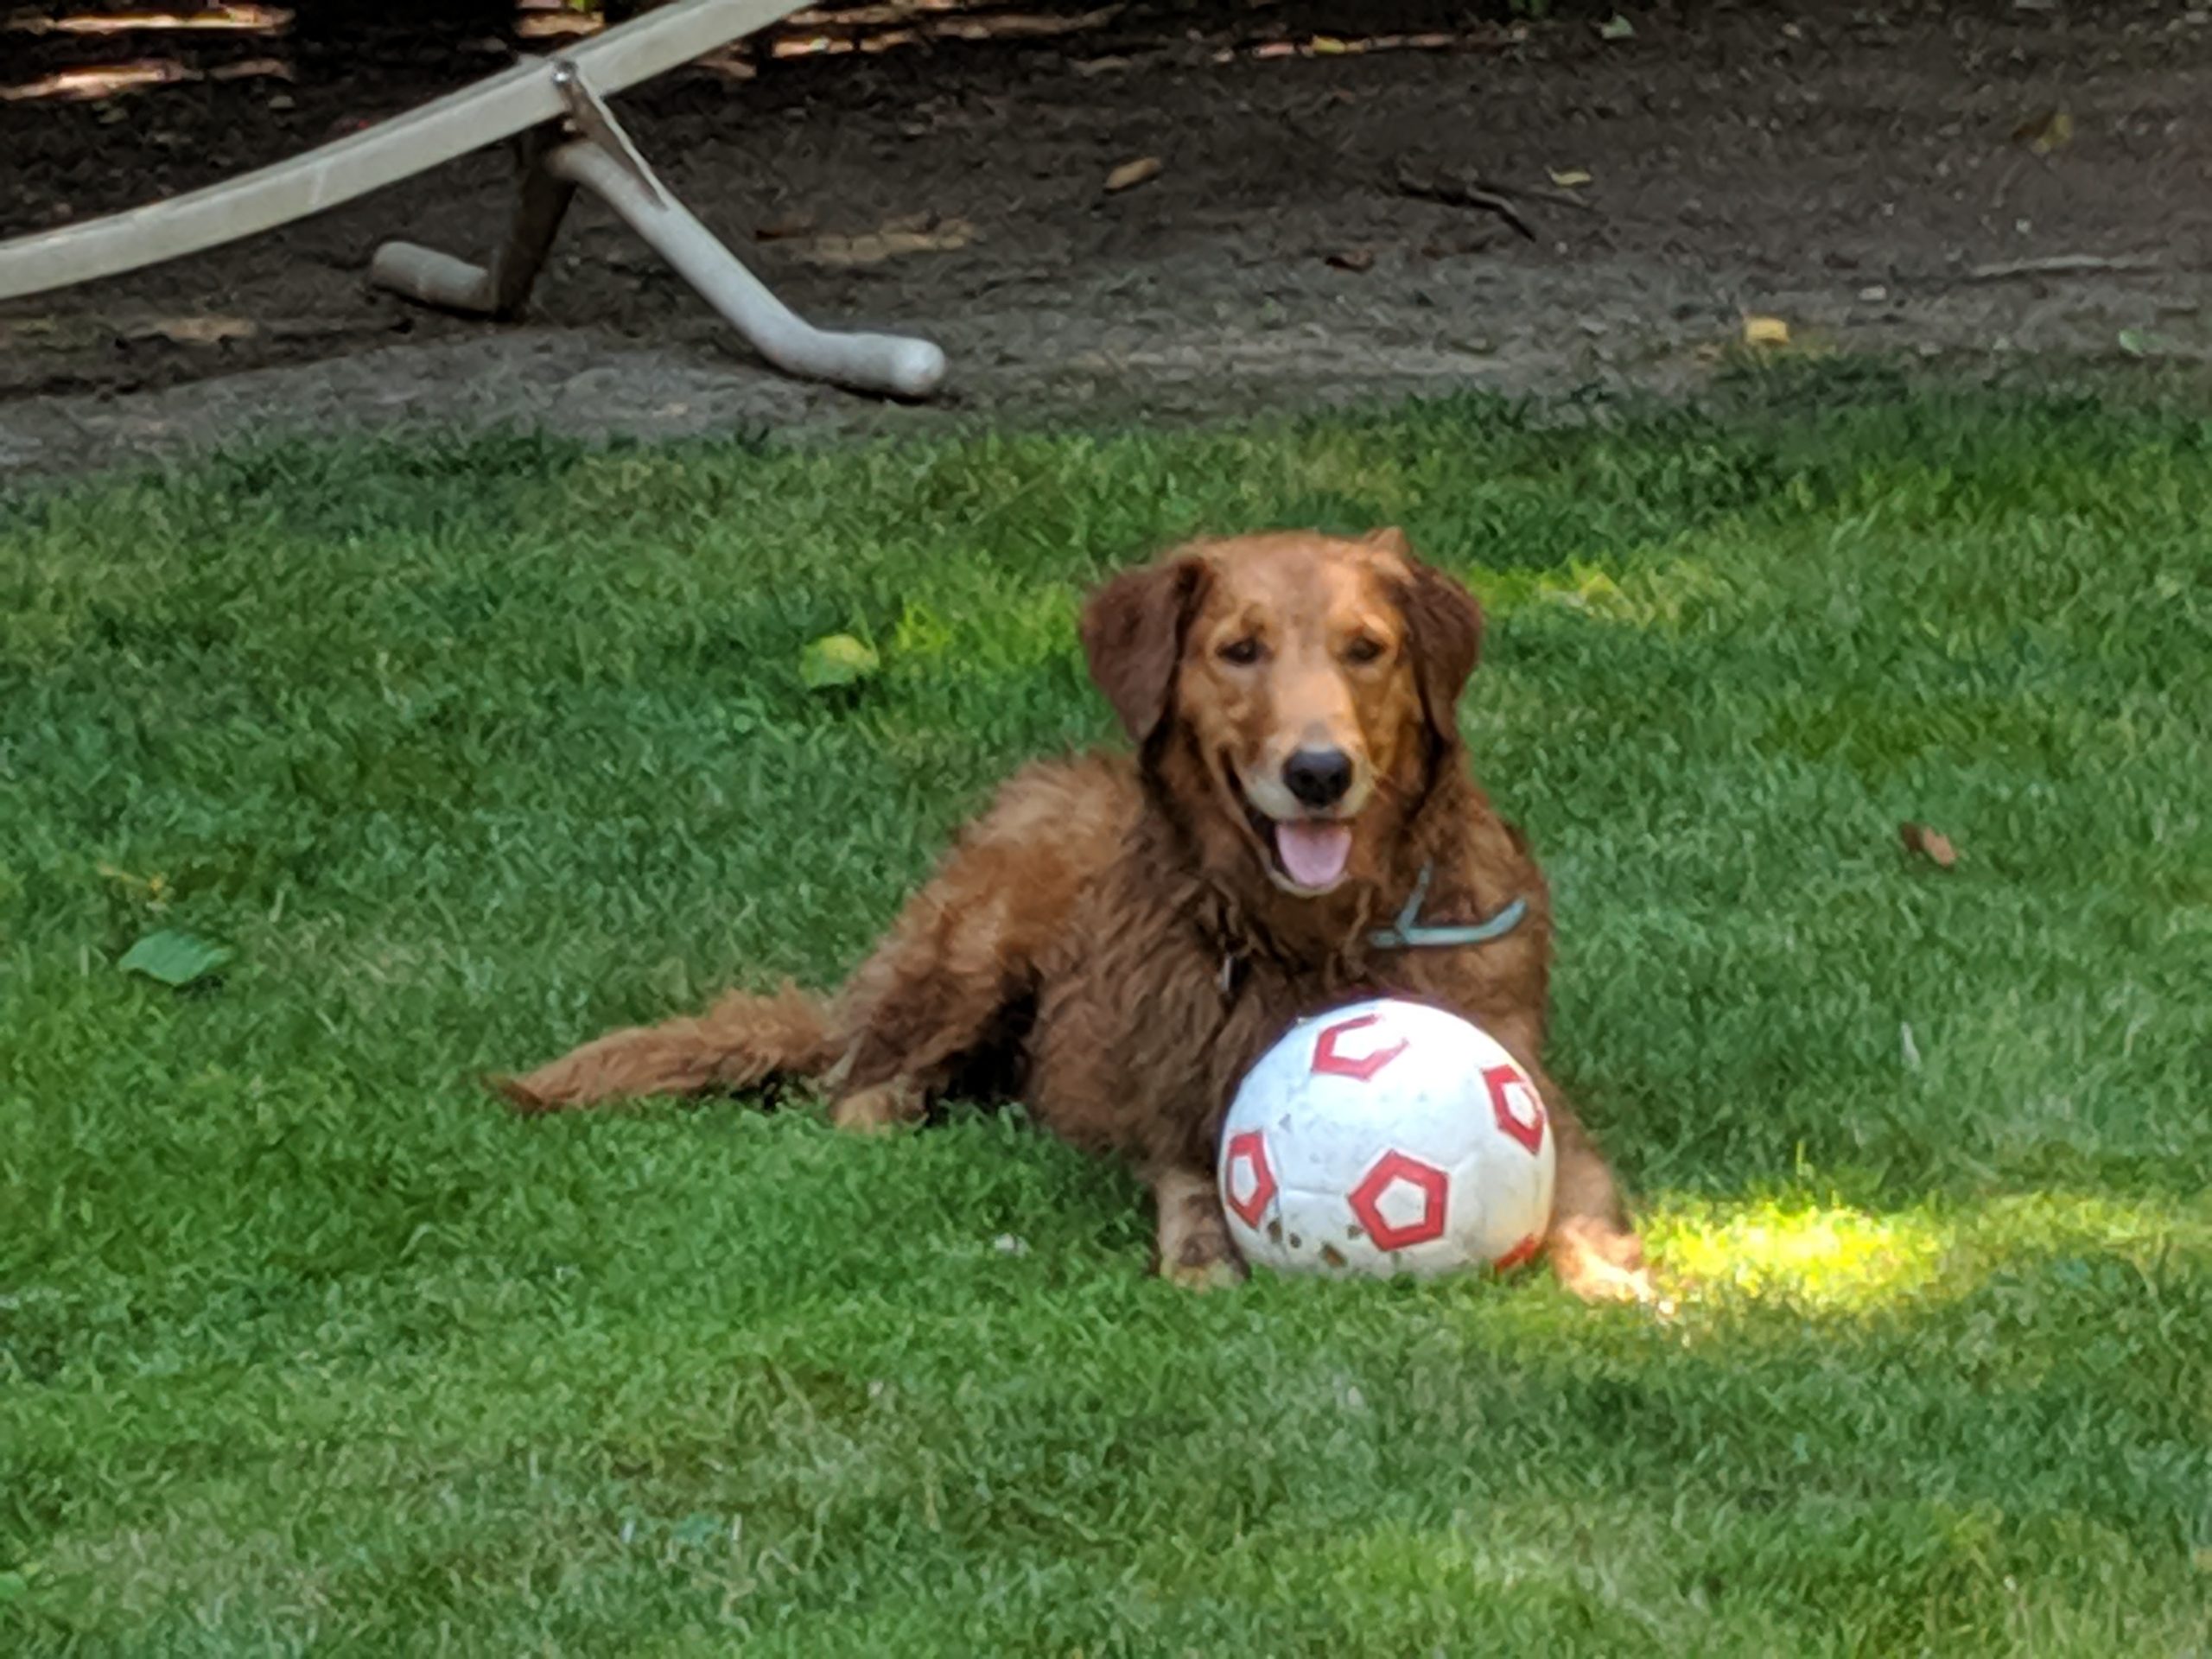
<box><xmin>3</xmin><ymin>372</ymin><xmax>2209</xmax><ymax>1656</ymax></box>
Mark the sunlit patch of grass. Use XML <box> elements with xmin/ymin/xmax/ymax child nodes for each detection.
<box><xmin>1656</xmin><ymin>1198</ymin><xmax>1950</xmax><ymax>1309</ymax></box>
<box><xmin>1471</xmin><ymin>556</ymin><xmax>1637</xmax><ymax>616</ymax></box>
<box><xmin>1653</xmin><ymin>1188</ymin><xmax>2210</xmax><ymax>1316</ymax></box>
<box><xmin>1475</xmin><ymin>549</ymin><xmax>1747</xmax><ymax>639</ymax></box>
<box><xmin>888</xmin><ymin>582</ymin><xmax>1080</xmax><ymax>684</ymax></box>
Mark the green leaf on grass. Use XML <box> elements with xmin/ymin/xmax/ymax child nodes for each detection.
<box><xmin>799</xmin><ymin>632</ymin><xmax>880</xmax><ymax>692</ymax></box>
<box><xmin>1599</xmin><ymin>12</ymin><xmax>1636</xmax><ymax>39</ymax></box>
<box><xmin>0</xmin><ymin>1569</ymin><xmax>34</xmax><ymax>1605</ymax></box>
<box><xmin>2116</xmin><ymin>327</ymin><xmax>2177</xmax><ymax>359</ymax></box>
<box><xmin>119</xmin><ymin>929</ymin><xmax>234</xmax><ymax>988</ymax></box>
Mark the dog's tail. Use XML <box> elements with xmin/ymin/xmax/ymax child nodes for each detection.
<box><xmin>491</xmin><ymin>981</ymin><xmax>836</xmax><ymax>1113</ymax></box>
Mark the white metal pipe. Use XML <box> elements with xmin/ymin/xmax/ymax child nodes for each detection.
<box><xmin>368</xmin><ymin>241</ymin><xmax>500</xmax><ymax>315</ymax></box>
<box><xmin>368</xmin><ymin>139</ymin><xmax>575</xmax><ymax>320</ymax></box>
<box><xmin>549</xmin><ymin>139</ymin><xmax>947</xmax><ymax>401</ymax></box>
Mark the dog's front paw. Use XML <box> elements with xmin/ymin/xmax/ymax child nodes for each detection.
<box><xmin>1550</xmin><ymin>1221</ymin><xmax>1670</xmax><ymax>1313</ymax></box>
<box><xmin>1158</xmin><ymin>1217</ymin><xmax>1249</xmax><ymax>1293</ymax></box>
<box><xmin>1149</xmin><ymin>1167</ymin><xmax>1249</xmax><ymax>1291</ymax></box>
<box><xmin>1162</xmin><ymin>1249</ymin><xmax>1249</xmax><ymax>1294</ymax></box>
<box><xmin>830</xmin><ymin>1079</ymin><xmax>926</xmax><ymax>1135</ymax></box>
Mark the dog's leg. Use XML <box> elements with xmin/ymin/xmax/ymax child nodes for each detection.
<box><xmin>823</xmin><ymin>769</ymin><xmax>1121</xmax><ymax>1130</ymax></box>
<box><xmin>829</xmin><ymin>1077</ymin><xmax>928</xmax><ymax>1135</ymax></box>
<box><xmin>1543</xmin><ymin>1106</ymin><xmax>1658</xmax><ymax>1306</ymax></box>
<box><xmin>1148</xmin><ymin>1164</ymin><xmax>1246</xmax><ymax>1291</ymax></box>
<box><xmin>815</xmin><ymin>881</ymin><xmax>1030</xmax><ymax>1133</ymax></box>
<box><xmin>493</xmin><ymin>982</ymin><xmax>831</xmax><ymax>1111</ymax></box>
<box><xmin>499</xmin><ymin>863</ymin><xmax>1043</xmax><ymax>1122</ymax></box>
<box><xmin>1476</xmin><ymin>1016</ymin><xmax>1656</xmax><ymax>1306</ymax></box>
<box><xmin>499</xmin><ymin>757</ymin><xmax>1122</xmax><ymax>1126</ymax></box>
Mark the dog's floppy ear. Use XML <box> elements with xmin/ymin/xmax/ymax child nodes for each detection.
<box><xmin>1081</xmin><ymin>554</ymin><xmax>1208</xmax><ymax>742</ymax></box>
<box><xmin>1376</xmin><ymin>530</ymin><xmax>1483</xmax><ymax>743</ymax></box>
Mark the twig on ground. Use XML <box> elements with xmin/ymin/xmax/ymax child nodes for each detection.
<box><xmin>1483</xmin><ymin>177</ymin><xmax>1601</xmax><ymax>216</ymax></box>
<box><xmin>1963</xmin><ymin>253</ymin><xmax>2162</xmax><ymax>283</ymax></box>
<box><xmin>1389</xmin><ymin>164</ymin><xmax>1535</xmax><ymax>241</ymax></box>
<box><xmin>1389</xmin><ymin>162</ymin><xmax>1600</xmax><ymax>244</ymax></box>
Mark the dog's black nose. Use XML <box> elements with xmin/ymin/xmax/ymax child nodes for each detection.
<box><xmin>1283</xmin><ymin>747</ymin><xmax>1353</xmax><ymax>809</ymax></box>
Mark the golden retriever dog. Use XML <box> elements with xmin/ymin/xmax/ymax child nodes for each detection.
<box><xmin>497</xmin><ymin>529</ymin><xmax>1652</xmax><ymax>1302</ymax></box>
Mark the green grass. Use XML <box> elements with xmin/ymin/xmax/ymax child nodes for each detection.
<box><xmin>3</xmin><ymin>376</ymin><xmax>2209</xmax><ymax>1655</ymax></box>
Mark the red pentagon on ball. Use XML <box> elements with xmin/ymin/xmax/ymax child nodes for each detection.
<box><xmin>1309</xmin><ymin>1012</ymin><xmax>1408</xmax><ymax>1082</ymax></box>
<box><xmin>1348</xmin><ymin>1149</ymin><xmax>1449</xmax><ymax>1251</ymax></box>
<box><xmin>1222</xmin><ymin>1129</ymin><xmax>1276</xmax><ymax>1227</ymax></box>
<box><xmin>1483</xmin><ymin>1062</ymin><xmax>1547</xmax><ymax>1154</ymax></box>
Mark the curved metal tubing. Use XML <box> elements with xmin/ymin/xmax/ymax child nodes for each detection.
<box><xmin>0</xmin><ymin>0</ymin><xmax>800</xmax><ymax>302</ymax></box>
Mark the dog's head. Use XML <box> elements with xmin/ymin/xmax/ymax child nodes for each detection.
<box><xmin>1081</xmin><ymin>528</ymin><xmax>1481</xmax><ymax>898</ymax></box>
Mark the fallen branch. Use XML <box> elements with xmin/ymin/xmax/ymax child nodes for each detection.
<box><xmin>1389</xmin><ymin>162</ymin><xmax>1599</xmax><ymax>244</ymax></box>
<box><xmin>1963</xmin><ymin>253</ymin><xmax>2162</xmax><ymax>283</ymax></box>
<box><xmin>1389</xmin><ymin>163</ymin><xmax>1535</xmax><ymax>241</ymax></box>
<box><xmin>1477</xmin><ymin>177</ymin><xmax>1601</xmax><ymax>216</ymax></box>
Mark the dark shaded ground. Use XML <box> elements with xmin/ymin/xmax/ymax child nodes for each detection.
<box><xmin>3</xmin><ymin>0</ymin><xmax>2209</xmax><ymax>475</ymax></box>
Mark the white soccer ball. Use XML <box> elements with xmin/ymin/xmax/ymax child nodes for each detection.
<box><xmin>1217</xmin><ymin>997</ymin><xmax>1556</xmax><ymax>1279</ymax></box>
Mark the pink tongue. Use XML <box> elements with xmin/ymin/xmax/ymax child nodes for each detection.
<box><xmin>1274</xmin><ymin>821</ymin><xmax>1353</xmax><ymax>889</ymax></box>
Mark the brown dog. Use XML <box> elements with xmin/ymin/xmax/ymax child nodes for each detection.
<box><xmin>498</xmin><ymin>529</ymin><xmax>1652</xmax><ymax>1302</ymax></box>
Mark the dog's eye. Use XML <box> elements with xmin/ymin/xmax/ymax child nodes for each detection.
<box><xmin>1344</xmin><ymin>635</ymin><xmax>1387</xmax><ymax>665</ymax></box>
<box><xmin>1217</xmin><ymin>637</ymin><xmax>1263</xmax><ymax>666</ymax></box>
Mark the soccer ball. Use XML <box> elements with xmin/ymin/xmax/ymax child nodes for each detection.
<box><xmin>1217</xmin><ymin>997</ymin><xmax>1556</xmax><ymax>1279</ymax></box>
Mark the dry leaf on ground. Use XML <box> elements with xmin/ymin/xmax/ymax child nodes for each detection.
<box><xmin>753</xmin><ymin>213</ymin><xmax>817</xmax><ymax>241</ymax></box>
<box><xmin>1325</xmin><ymin>249</ymin><xmax>1375</xmax><ymax>272</ymax></box>
<box><xmin>1105</xmin><ymin>156</ymin><xmax>1164</xmax><ymax>193</ymax></box>
<box><xmin>791</xmin><ymin>216</ymin><xmax>975</xmax><ymax>269</ymax></box>
<box><xmin>1899</xmin><ymin>823</ymin><xmax>1959</xmax><ymax>869</ymax></box>
<box><xmin>1742</xmin><ymin>315</ymin><xmax>1791</xmax><ymax>347</ymax></box>
<box><xmin>2012</xmin><ymin>107</ymin><xmax>2075</xmax><ymax>156</ymax></box>
<box><xmin>128</xmin><ymin>316</ymin><xmax>257</xmax><ymax>345</ymax></box>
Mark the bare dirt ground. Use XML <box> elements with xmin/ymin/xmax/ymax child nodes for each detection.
<box><xmin>3</xmin><ymin>1</ymin><xmax>2209</xmax><ymax>479</ymax></box>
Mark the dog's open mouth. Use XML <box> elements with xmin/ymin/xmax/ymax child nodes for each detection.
<box><xmin>1227</xmin><ymin>769</ymin><xmax>1354</xmax><ymax>893</ymax></box>
<box><xmin>1273</xmin><ymin>818</ymin><xmax>1353</xmax><ymax>891</ymax></box>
